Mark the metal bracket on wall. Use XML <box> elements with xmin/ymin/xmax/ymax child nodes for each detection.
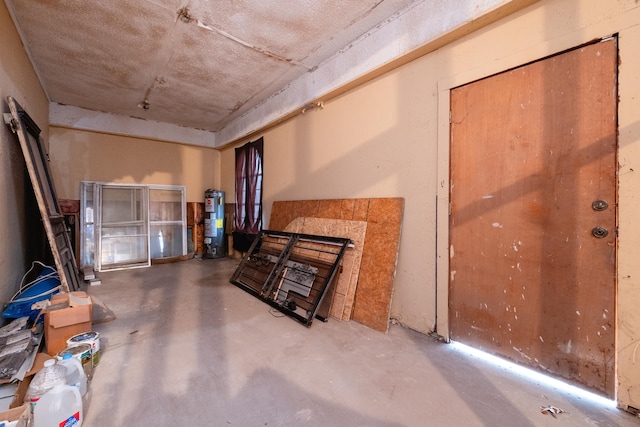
<box><xmin>229</xmin><ymin>230</ymin><xmax>351</xmax><ymax>327</ymax></box>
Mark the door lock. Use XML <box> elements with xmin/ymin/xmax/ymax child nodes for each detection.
<box><xmin>592</xmin><ymin>199</ymin><xmax>609</xmax><ymax>211</ymax></box>
<box><xmin>592</xmin><ymin>226</ymin><xmax>609</xmax><ymax>238</ymax></box>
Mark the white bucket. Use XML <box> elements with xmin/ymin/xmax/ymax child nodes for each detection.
<box><xmin>67</xmin><ymin>331</ymin><xmax>100</xmax><ymax>368</ymax></box>
<box><xmin>57</xmin><ymin>344</ymin><xmax>93</xmax><ymax>381</ymax></box>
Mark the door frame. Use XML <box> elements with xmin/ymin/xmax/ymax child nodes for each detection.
<box><xmin>435</xmin><ymin>34</ymin><xmax>619</xmax><ymax>343</ymax></box>
<box><xmin>432</xmin><ymin>14</ymin><xmax>639</xmax><ymax>410</ymax></box>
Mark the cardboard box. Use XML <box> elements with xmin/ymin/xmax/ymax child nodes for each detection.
<box><xmin>8</xmin><ymin>377</ymin><xmax>31</xmax><ymax>411</ymax></box>
<box><xmin>45</xmin><ymin>292</ymin><xmax>92</xmax><ymax>356</ymax></box>
<box><xmin>0</xmin><ymin>403</ymin><xmax>31</xmax><ymax>426</ymax></box>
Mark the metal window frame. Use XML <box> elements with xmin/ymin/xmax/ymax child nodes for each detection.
<box><xmin>80</xmin><ymin>182</ymin><xmax>187</xmax><ymax>271</ymax></box>
<box><xmin>148</xmin><ymin>185</ymin><xmax>187</xmax><ymax>259</ymax></box>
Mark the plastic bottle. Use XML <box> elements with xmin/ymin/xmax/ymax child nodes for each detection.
<box><xmin>34</xmin><ymin>384</ymin><xmax>82</xmax><ymax>427</ymax></box>
<box><xmin>25</xmin><ymin>359</ymin><xmax>67</xmax><ymax>408</ymax></box>
<box><xmin>58</xmin><ymin>353</ymin><xmax>87</xmax><ymax>397</ymax></box>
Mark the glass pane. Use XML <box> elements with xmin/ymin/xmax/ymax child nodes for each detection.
<box><xmin>99</xmin><ymin>186</ymin><xmax>148</xmax><ymax>270</ymax></box>
<box><xmin>149</xmin><ymin>189</ymin><xmax>183</xmax><ymax>222</ymax></box>
<box><xmin>150</xmin><ymin>224</ymin><xmax>185</xmax><ymax>259</ymax></box>
<box><xmin>85</xmin><ymin>185</ymin><xmax>94</xmax><ymax>224</ymax></box>
<box><xmin>102</xmin><ymin>187</ymin><xmax>143</xmax><ymax>223</ymax></box>
<box><xmin>81</xmin><ymin>182</ymin><xmax>95</xmax><ymax>267</ymax></box>
<box><xmin>101</xmin><ymin>225</ymin><xmax>146</xmax><ymax>237</ymax></box>
<box><xmin>100</xmin><ymin>235</ymin><xmax>148</xmax><ymax>266</ymax></box>
<box><xmin>83</xmin><ymin>224</ymin><xmax>94</xmax><ymax>267</ymax></box>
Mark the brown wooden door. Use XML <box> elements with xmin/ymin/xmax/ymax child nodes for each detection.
<box><xmin>449</xmin><ymin>39</ymin><xmax>617</xmax><ymax>397</ymax></box>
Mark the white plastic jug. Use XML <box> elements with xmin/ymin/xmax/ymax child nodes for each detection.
<box><xmin>25</xmin><ymin>359</ymin><xmax>67</xmax><ymax>406</ymax></box>
<box><xmin>34</xmin><ymin>384</ymin><xmax>82</xmax><ymax>427</ymax></box>
<box><xmin>58</xmin><ymin>353</ymin><xmax>87</xmax><ymax>397</ymax></box>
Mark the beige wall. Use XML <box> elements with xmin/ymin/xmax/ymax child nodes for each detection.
<box><xmin>220</xmin><ymin>66</ymin><xmax>438</xmax><ymax>331</ymax></box>
<box><xmin>0</xmin><ymin>2</ymin><xmax>50</xmax><ymax>304</ymax></box>
<box><xmin>221</xmin><ymin>0</ymin><xmax>640</xmax><ymax>409</ymax></box>
<box><xmin>49</xmin><ymin>127</ymin><xmax>220</xmax><ymax>202</ymax></box>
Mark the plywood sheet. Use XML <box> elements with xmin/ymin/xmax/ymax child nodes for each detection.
<box><xmin>284</xmin><ymin>217</ymin><xmax>367</xmax><ymax>321</ymax></box>
<box><xmin>271</xmin><ymin>197</ymin><xmax>404</xmax><ymax>331</ymax></box>
<box><xmin>352</xmin><ymin>198</ymin><xmax>404</xmax><ymax>331</ymax></box>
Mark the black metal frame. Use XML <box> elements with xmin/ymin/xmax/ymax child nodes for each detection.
<box><xmin>230</xmin><ymin>230</ymin><xmax>351</xmax><ymax>327</ymax></box>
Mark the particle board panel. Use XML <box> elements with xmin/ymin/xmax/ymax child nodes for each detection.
<box><xmin>284</xmin><ymin>217</ymin><xmax>367</xmax><ymax>321</ymax></box>
<box><xmin>331</xmin><ymin>293</ymin><xmax>347</xmax><ymax>320</ymax></box>
<box><xmin>353</xmin><ymin>199</ymin><xmax>371</xmax><ymax>221</ymax></box>
<box><xmin>270</xmin><ymin>198</ymin><xmax>403</xmax><ymax>331</ymax></box>
<box><xmin>268</xmin><ymin>201</ymin><xmax>290</xmax><ymax>230</ymax></box>
<box><xmin>318</xmin><ymin>199</ymin><xmax>343</xmax><ymax>218</ymax></box>
<box><xmin>339</xmin><ymin>199</ymin><xmax>356</xmax><ymax>220</ymax></box>
<box><xmin>367</xmin><ymin>198</ymin><xmax>404</xmax><ymax>230</ymax></box>
<box><xmin>270</xmin><ymin>200</ymin><xmax>298</xmax><ymax>231</ymax></box>
<box><xmin>300</xmin><ymin>200</ymin><xmax>320</xmax><ymax>218</ymax></box>
<box><xmin>353</xmin><ymin>199</ymin><xmax>404</xmax><ymax>332</ymax></box>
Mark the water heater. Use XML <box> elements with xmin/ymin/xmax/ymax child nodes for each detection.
<box><xmin>203</xmin><ymin>189</ymin><xmax>225</xmax><ymax>258</ymax></box>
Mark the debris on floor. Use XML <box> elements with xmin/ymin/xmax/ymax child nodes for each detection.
<box><xmin>82</xmin><ymin>267</ymin><xmax>95</xmax><ymax>282</ymax></box>
<box><xmin>0</xmin><ymin>288</ymin><xmax>104</xmax><ymax>425</ymax></box>
<box><xmin>0</xmin><ymin>318</ymin><xmax>38</xmax><ymax>382</ymax></box>
<box><xmin>90</xmin><ymin>295</ymin><xmax>117</xmax><ymax>325</ymax></box>
<box><xmin>540</xmin><ymin>405</ymin><xmax>565</xmax><ymax>418</ymax></box>
<box><xmin>84</xmin><ymin>266</ymin><xmax>102</xmax><ymax>286</ymax></box>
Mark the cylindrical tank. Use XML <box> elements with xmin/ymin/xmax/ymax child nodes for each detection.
<box><xmin>204</xmin><ymin>189</ymin><xmax>225</xmax><ymax>258</ymax></box>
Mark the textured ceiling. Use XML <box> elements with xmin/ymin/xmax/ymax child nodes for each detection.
<box><xmin>5</xmin><ymin>0</ymin><xmax>417</xmax><ymax>133</ymax></box>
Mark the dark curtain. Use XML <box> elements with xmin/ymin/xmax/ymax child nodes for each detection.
<box><xmin>233</xmin><ymin>137</ymin><xmax>263</xmax><ymax>252</ymax></box>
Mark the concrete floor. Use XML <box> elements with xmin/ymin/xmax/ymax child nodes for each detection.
<box><xmin>81</xmin><ymin>257</ymin><xmax>639</xmax><ymax>426</ymax></box>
